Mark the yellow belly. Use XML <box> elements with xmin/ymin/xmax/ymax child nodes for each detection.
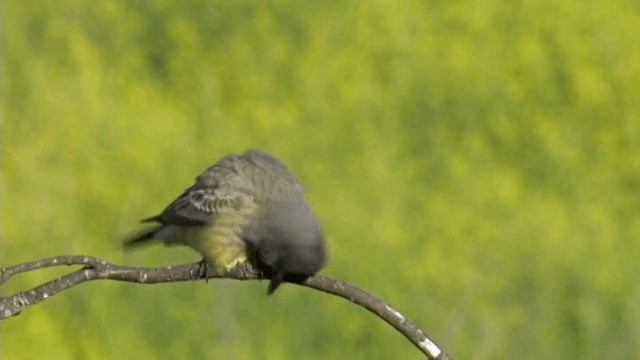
<box><xmin>177</xmin><ymin>203</ymin><xmax>257</xmax><ymax>271</ymax></box>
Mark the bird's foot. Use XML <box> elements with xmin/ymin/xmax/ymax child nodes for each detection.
<box><xmin>197</xmin><ymin>258</ymin><xmax>209</xmax><ymax>282</ymax></box>
<box><xmin>234</xmin><ymin>261</ymin><xmax>265</xmax><ymax>279</ymax></box>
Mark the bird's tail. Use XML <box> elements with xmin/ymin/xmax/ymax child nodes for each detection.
<box><xmin>123</xmin><ymin>228</ymin><xmax>160</xmax><ymax>249</ymax></box>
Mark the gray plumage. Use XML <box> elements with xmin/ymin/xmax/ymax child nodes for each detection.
<box><xmin>125</xmin><ymin>149</ymin><xmax>327</xmax><ymax>294</ymax></box>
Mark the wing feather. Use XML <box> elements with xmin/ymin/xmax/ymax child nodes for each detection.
<box><xmin>150</xmin><ymin>186</ymin><xmax>254</xmax><ymax>225</ymax></box>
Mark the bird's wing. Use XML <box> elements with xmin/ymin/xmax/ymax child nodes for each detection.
<box><xmin>150</xmin><ymin>185</ymin><xmax>254</xmax><ymax>226</ymax></box>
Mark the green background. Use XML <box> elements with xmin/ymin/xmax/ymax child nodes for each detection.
<box><xmin>2</xmin><ymin>1</ymin><xmax>639</xmax><ymax>359</ymax></box>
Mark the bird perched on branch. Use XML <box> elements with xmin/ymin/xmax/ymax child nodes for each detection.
<box><xmin>124</xmin><ymin>149</ymin><xmax>327</xmax><ymax>294</ymax></box>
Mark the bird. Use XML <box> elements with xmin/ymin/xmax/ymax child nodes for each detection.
<box><xmin>124</xmin><ymin>149</ymin><xmax>327</xmax><ymax>294</ymax></box>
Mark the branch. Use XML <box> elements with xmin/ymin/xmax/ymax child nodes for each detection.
<box><xmin>0</xmin><ymin>255</ymin><xmax>452</xmax><ymax>359</ymax></box>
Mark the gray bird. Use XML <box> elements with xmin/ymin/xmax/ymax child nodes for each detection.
<box><xmin>125</xmin><ymin>150</ymin><xmax>327</xmax><ymax>294</ymax></box>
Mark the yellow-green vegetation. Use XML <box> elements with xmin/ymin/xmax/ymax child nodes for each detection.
<box><xmin>2</xmin><ymin>1</ymin><xmax>639</xmax><ymax>359</ymax></box>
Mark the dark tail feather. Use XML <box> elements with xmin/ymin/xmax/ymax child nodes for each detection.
<box><xmin>123</xmin><ymin>214</ymin><xmax>162</xmax><ymax>249</ymax></box>
<box><xmin>141</xmin><ymin>215</ymin><xmax>162</xmax><ymax>223</ymax></box>
<box><xmin>123</xmin><ymin>228</ymin><xmax>159</xmax><ymax>249</ymax></box>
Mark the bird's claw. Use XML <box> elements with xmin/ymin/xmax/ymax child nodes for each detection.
<box><xmin>197</xmin><ymin>259</ymin><xmax>209</xmax><ymax>282</ymax></box>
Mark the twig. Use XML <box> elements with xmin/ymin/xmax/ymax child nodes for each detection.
<box><xmin>0</xmin><ymin>255</ymin><xmax>452</xmax><ymax>359</ymax></box>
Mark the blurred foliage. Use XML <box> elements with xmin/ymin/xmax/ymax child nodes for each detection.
<box><xmin>2</xmin><ymin>0</ymin><xmax>639</xmax><ymax>359</ymax></box>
